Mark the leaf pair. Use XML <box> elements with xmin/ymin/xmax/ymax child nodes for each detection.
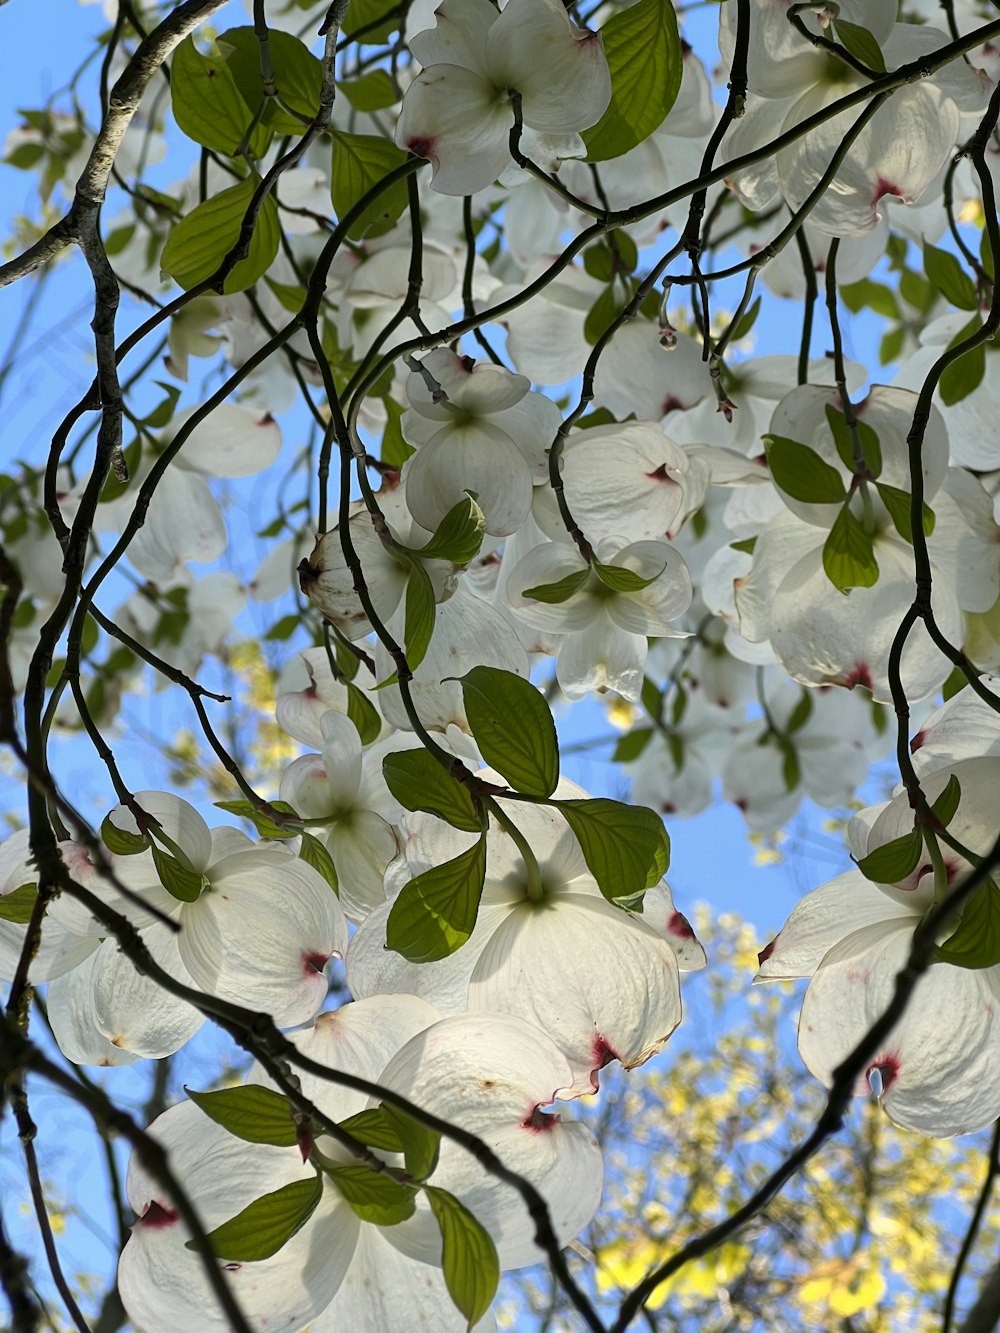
<box><xmin>187</xmin><ymin>1084</ymin><xmax>497</xmax><ymax>1324</ymax></box>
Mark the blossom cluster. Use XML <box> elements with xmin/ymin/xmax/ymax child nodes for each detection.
<box><xmin>3</xmin><ymin>0</ymin><xmax>1000</xmax><ymax>1326</ymax></box>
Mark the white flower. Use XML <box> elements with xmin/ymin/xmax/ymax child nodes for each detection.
<box><xmin>401</xmin><ymin>348</ymin><xmax>561</xmax><ymax>537</ymax></box>
<box><xmin>395</xmin><ymin>0</ymin><xmax>611</xmax><ymax>195</ymax></box>
<box><xmin>505</xmin><ymin>539</ymin><xmax>693</xmax><ymax>700</ymax></box>
<box><xmin>107</xmin><ymin>792</ymin><xmax>347</xmax><ymax>1027</ymax></box>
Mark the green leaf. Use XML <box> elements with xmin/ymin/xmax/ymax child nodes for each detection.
<box><xmin>426</xmin><ymin>1186</ymin><xmax>500</xmax><ymax>1327</ymax></box>
<box><xmin>346</xmin><ymin>680</ymin><xmax>382</xmax><ymax>746</ymax></box>
<box><xmin>942</xmin><ymin>665</ymin><xmax>968</xmax><ymax>701</ymax></box>
<box><xmin>326</xmin><ymin>1162</ymin><xmax>416</xmax><ymax>1225</ymax></box>
<box><xmin>730</xmin><ymin>536</ymin><xmax>757</xmax><ymax>556</ymax></box>
<box><xmin>160</xmin><ymin>177</ymin><xmax>280</xmax><ymax>294</ymax></box>
<box><xmin>833</xmin><ymin>18</ymin><xmax>886</xmax><ymax>72</ymax></box>
<box><xmin>104</xmin><ymin>223</ymin><xmax>136</xmax><ymax>257</ymax></box>
<box><xmin>188</xmin><ymin>1175</ymin><xmax>322</xmax><ymax>1261</ymax></box>
<box><xmin>383</xmin><ymin>1104</ymin><xmax>440</xmax><ymax>1182</ymax></box>
<box><xmin>416</xmin><ymin>493</ymin><xmax>486</xmax><ymax>565</ymax></box>
<box><xmin>584</xmin><ymin>284</ymin><xmax>627</xmax><ymax>346</ymax></box>
<box><xmin>667</xmin><ymin>731</ymin><xmax>685</xmax><ymax>771</ymax></box>
<box><xmin>382</xmin><ymin>750</ymin><xmax>482</xmax><ymax>832</ymax></box>
<box><xmin>333</xmin><ymin>635</ymin><xmax>361</xmax><ymax>682</ymax></box>
<box><xmin>583</xmin><ymin>0</ymin><xmax>682</xmax><ymax>161</ymax></box>
<box><xmin>521</xmin><ymin>568</ymin><xmax>590</xmax><ymax>604</ymax></box>
<box><xmin>856</xmin><ymin>828</ymin><xmax>922</xmax><ymax>884</ymax></box>
<box><xmin>98</xmin><ymin>438</ymin><xmax>141</xmax><ymax>504</ymax></box>
<box><xmin>592</xmin><ymin>557</ymin><xmax>665</xmax><ymax>593</ymax></box>
<box><xmin>822</xmin><ymin>504</ymin><xmax>879</xmax><ymax>593</ymax></box>
<box><xmin>217</xmin><ymin>27</ymin><xmax>323</xmax><ymax>128</ymax></box>
<box><xmin>936</xmin><ymin>879</ymin><xmax>1000</xmax><ymax>969</ymax></box>
<box><xmin>264</xmin><ymin>277</ymin><xmax>307</xmax><ymax>314</ymax></box>
<box><xmin>330</xmin><ymin>131</ymin><xmax>409</xmax><ymax>240</ymax></box>
<box><xmin>5</xmin><ymin>141</ymin><xmax>45</xmax><ymax>170</ymax></box>
<box><xmin>342</xmin><ymin>0</ymin><xmax>399</xmax><ymax>41</ymax></box>
<box><xmin>151</xmin><ymin>845</ymin><xmax>204</xmax><ymax>903</ymax></box>
<box><xmin>879</xmin><ymin>326</ymin><xmax>905</xmax><ymax>366</ymax></box>
<box><xmin>612</xmin><ymin>727</ymin><xmax>654</xmax><ymax>762</ymax></box>
<box><xmin>839</xmin><ymin>278</ymin><xmax>899</xmax><ymax>319</ymax></box>
<box><xmin>981</xmin><ymin>227</ymin><xmax>995</xmax><ymax>282</ymax></box>
<box><xmin>875</xmin><ymin>482</ymin><xmax>935</xmax><ymax>544</ymax></box>
<box><xmin>764</xmin><ymin>435</ymin><xmax>846</xmax><ymax>504</ymax></box>
<box><xmin>641</xmin><ymin>676</ymin><xmax>663</xmax><ymax>721</ymax></box>
<box><xmin>403</xmin><ymin>560</ymin><xmax>436</xmax><ymax>672</ymax></box>
<box><xmin>940</xmin><ymin>315</ymin><xmax>986</xmax><ymax>406</ymax></box>
<box><xmin>142</xmin><ymin>381</ymin><xmax>182</xmax><ymax>429</ymax></box>
<box><xmin>555</xmin><ymin>798</ymin><xmax>670</xmax><ymax>901</ymax></box>
<box><xmin>923</xmin><ymin>242</ymin><xmax>978</xmax><ymax>311</ymax></box>
<box><xmin>341</xmin><ymin>1109</ymin><xmax>402</xmax><ymax>1151</ymax></box>
<box><xmin>778</xmin><ymin>736</ymin><xmax>800</xmax><ymax>792</ymax></box>
<box><xmin>380</xmin><ymin>397</ymin><xmax>414</xmax><ymax>468</ymax></box>
<box><xmin>576</xmin><ymin>406</ymin><xmax>619</xmax><ymax>430</ymax></box>
<box><xmin>0</xmin><ymin>884</ymin><xmax>37</xmax><ymax>925</ymax></box>
<box><xmin>339</xmin><ymin>1107</ymin><xmax>405</xmax><ymax>1154</ymax></box>
<box><xmin>340</xmin><ymin>70</ymin><xmax>398</xmax><ymax>112</ymax></box>
<box><xmin>170</xmin><ymin>36</ymin><xmax>269</xmax><ymax>157</ymax></box>
<box><xmin>101</xmin><ymin>811</ymin><xmax>149</xmax><ymax>856</ymax></box>
<box><xmin>583</xmin><ymin>233</ymin><xmax>638</xmax><ymax>281</ymax></box>
<box><xmin>460</xmin><ymin>666</ymin><xmax>559</xmax><ymax>798</ymax></box>
<box><xmin>785</xmin><ymin>691</ymin><xmax>814</xmax><ymax>736</ymax></box>
<box><xmin>265</xmin><ymin>613</ymin><xmax>300</xmax><ymax>642</ymax></box>
<box><xmin>299</xmin><ymin>832</ymin><xmax>339</xmax><ymax>893</ymax></box>
<box><xmin>187</xmin><ymin>1084</ymin><xmax>298</xmax><ymax>1147</ymax></box>
<box><xmin>385</xmin><ymin>835</ymin><xmax>487</xmax><ymax>963</ymax></box>
<box><xmin>930</xmin><ymin>774</ymin><xmax>962</xmax><ymax>830</ymax></box>
<box><xmin>824</xmin><ymin>405</ymin><xmax>881</xmax><ymax>478</ymax></box>
<box><xmin>900</xmin><ymin>266</ymin><xmax>936</xmax><ymax>315</ymax></box>
<box><xmin>731</xmin><ymin>296</ymin><xmax>762</xmax><ymax>342</ymax></box>
<box><xmin>215</xmin><ymin>799</ymin><xmax>300</xmax><ymax>840</ymax></box>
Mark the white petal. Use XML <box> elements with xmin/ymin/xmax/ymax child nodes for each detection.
<box><xmin>488</xmin><ymin>0</ymin><xmax>611</xmax><ymax>134</ymax></box>
<box><xmin>311</xmin><ymin>1225</ymin><xmax>496</xmax><ymax>1333</ymax></box>
<box><xmin>798</xmin><ymin>926</ymin><xmax>1000</xmax><ymax>1135</ymax></box>
<box><xmin>179</xmin><ymin>850</ymin><xmax>347</xmax><ymax>1026</ymax></box>
<box><xmin>377</xmin><ymin>1013</ymin><xmax>604</xmax><ymax>1269</ymax></box>
<box><xmin>375</xmin><ymin>584</ymin><xmax>529</xmax><ymax>733</ymax></box>
<box><xmin>248</xmin><ymin>993</ymin><xmax>443</xmax><ymax>1123</ymax></box>
<box><xmin>757</xmin><ymin>871</ymin><xmax>918</xmax><ymax>980</ymax></box>
<box><xmin>92</xmin><ymin>923</ymin><xmax>204</xmax><ymax>1058</ymax></box>
<box><xmin>47</xmin><ymin>953</ymin><xmax>140</xmax><ymax>1068</ymax></box>
<box><xmin>469</xmin><ymin>894</ymin><xmax>682</xmax><ymax>1096</ymax></box>
<box><xmin>395</xmin><ymin>64</ymin><xmax>513</xmax><ymax>196</ymax></box>
<box><xmin>110</xmin><ymin>791</ymin><xmax>213</xmax><ymax>875</ymax></box>
<box><xmin>165</xmin><ymin>403</ymin><xmax>281</xmax><ymax>479</ymax></box>
<box><xmin>404</xmin><ymin>422</ymin><xmax>533</xmax><ymax>537</ymax></box>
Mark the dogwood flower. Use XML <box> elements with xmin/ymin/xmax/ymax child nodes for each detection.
<box><xmin>119</xmin><ymin>997</ymin><xmax>601</xmax><ymax>1330</ymax></box>
<box><xmin>279</xmin><ymin>711</ymin><xmax>401</xmax><ymax>924</ymax></box>
<box><xmin>758</xmin><ymin>760</ymin><xmax>1000</xmax><ymax>1135</ymax></box>
<box><xmin>106</xmin><ymin>792</ymin><xmax>347</xmax><ymax>1027</ymax></box>
<box><xmin>401</xmin><ymin>348</ymin><xmax>561</xmax><ymax>536</ymax></box>
<box><xmin>505</xmin><ymin>538</ymin><xmax>693</xmax><ymax>700</ymax></box>
<box><xmin>349</xmin><ymin>779</ymin><xmax>703</xmax><ymax>1095</ymax></box>
<box><xmin>395</xmin><ymin>0</ymin><xmax>611</xmax><ymax>195</ymax></box>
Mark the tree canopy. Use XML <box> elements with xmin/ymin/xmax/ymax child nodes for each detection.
<box><xmin>3</xmin><ymin>1</ymin><xmax>1000</xmax><ymax>1330</ymax></box>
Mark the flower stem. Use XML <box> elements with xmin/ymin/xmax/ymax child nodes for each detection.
<box><xmin>484</xmin><ymin>797</ymin><xmax>545</xmax><ymax>903</ymax></box>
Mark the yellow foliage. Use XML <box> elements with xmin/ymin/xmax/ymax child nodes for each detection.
<box><xmin>799</xmin><ymin>1256</ymin><xmax>886</xmax><ymax>1318</ymax></box>
<box><xmin>606</xmin><ymin>698</ymin><xmax>638</xmax><ymax>730</ymax></box>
